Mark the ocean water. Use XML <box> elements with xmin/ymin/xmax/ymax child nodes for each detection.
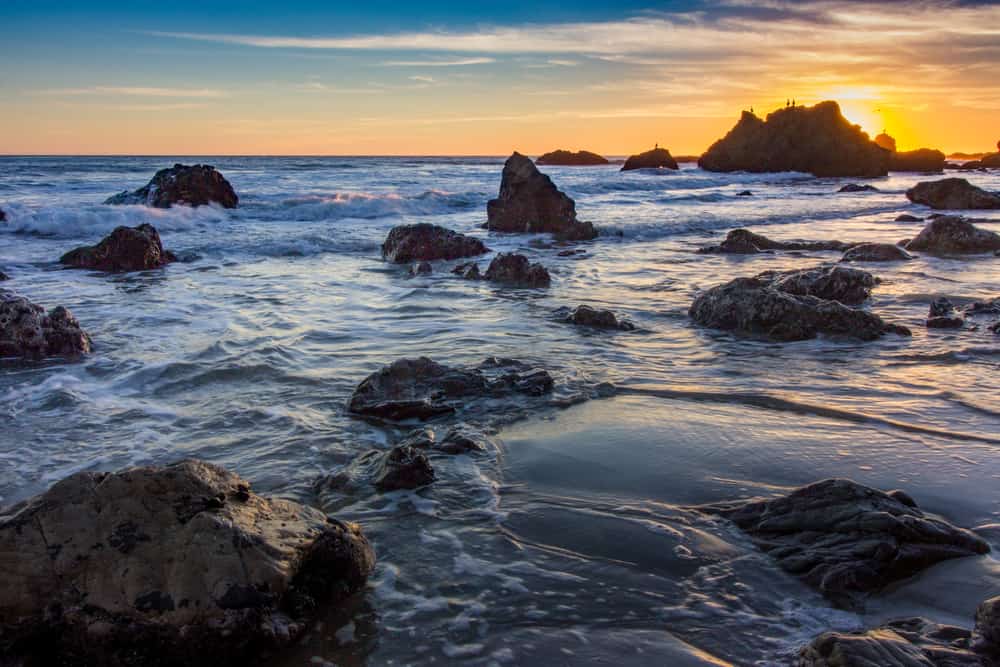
<box><xmin>1</xmin><ymin>156</ymin><xmax>999</xmax><ymax>665</ymax></box>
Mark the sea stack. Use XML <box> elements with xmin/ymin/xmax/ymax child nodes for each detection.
<box><xmin>698</xmin><ymin>101</ymin><xmax>889</xmax><ymax>177</ymax></box>
<box><xmin>621</xmin><ymin>147</ymin><xmax>679</xmax><ymax>171</ymax></box>
<box><xmin>105</xmin><ymin>163</ymin><xmax>238</xmax><ymax>208</ymax></box>
<box><xmin>535</xmin><ymin>150</ymin><xmax>609</xmax><ymax>166</ymax></box>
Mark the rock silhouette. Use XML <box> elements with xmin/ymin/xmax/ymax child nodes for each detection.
<box><xmin>60</xmin><ymin>224</ymin><xmax>177</xmax><ymax>272</ymax></box>
<box><xmin>621</xmin><ymin>147</ymin><xmax>679</xmax><ymax>171</ymax></box>
<box><xmin>906</xmin><ymin>178</ymin><xmax>1000</xmax><ymax>210</ymax></box>
<box><xmin>536</xmin><ymin>150</ymin><xmax>609</xmax><ymax>166</ymax></box>
<box><xmin>105</xmin><ymin>164</ymin><xmax>238</xmax><ymax>208</ymax></box>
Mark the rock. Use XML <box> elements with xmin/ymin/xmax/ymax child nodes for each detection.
<box><xmin>906</xmin><ymin>178</ymin><xmax>1000</xmax><ymax>210</ymax></box>
<box><xmin>982</xmin><ymin>153</ymin><xmax>1000</xmax><ymax>168</ymax></box>
<box><xmin>757</xmin><ymin>265</ymin><xmax>878</xmax><ymax>305</ymax></box>
<box><xmin>904</xmin><ymin>217</ymin><xmax>1000</xmax><ymax>255</ymax></box>
<box><xmin>874</xmin><ymin>132</ymin><xmax>897</xmax><ymax>152</ymax></box>
<box><xmin>926</xmin><ymin>298</ymin><xmax>964</xmax><ymax>329</ymax></box>
<box><xmin>992</xmin><ymin>322</ymin><xmax>1000</xmax><ymax>334</ymax></box>
<box><xmin>621</xmin><ymin>147</ymin><xmax>679</xmax><ymax>171</ymax></box>
<box><xmin>374</xmin><ymin>446</ymin><xmax>434</xmax><ymax>491</ymax></box>
<box><xmin>698</xmin><ymin>229</ymin><xmax>853</xmax><ymax>254</ymax></box>
<box><xmin>838</xmin><ymin>183</ymin><xmax>879</xmax><ymax>193</ymax></box>
<box><xmin>104</xmin><ymin>164</ymin><xmax>238</xmax><ymax>208</ymax></box>
<box><xmin>976</xmin><ymin>596</ymin><xmax>1000</xmax><ymax>649</ymax></box>
<box><xmin>409</xmin><ymin>261</ymin><xmax>433</xmax><ymax>276</ymax></box>
<box><xmin>737</xmin><ymin>190</ymin><xmax>753</xmax><ymax>197</ymax></box>
<box><xmin>486</xmin><ymin>152</ymin><xmax>597</xmax><ymax>240</ymax></box>
<box><xmin>452</xmin><ymin>261</ymin><xmax>482</xmax><ymax>280</ymax></box>
<box><xmin>482</xmin><ymin>253</ymin><xmax>551</xmax><ymax>287</ymax></box>
<box><xmin>841</xmin><ymin>243</ymin><xmax>914</xmax><ymax>262</ymax></box>
<box><xmin>397</xmin><ymin>427</ymin><xmax>436</xmax><ymax>449</ymax></box>
<box><xmin>0</xmin><ymin>207</ymin><xmax>6</xmax><ymax>222</ymax></box>
<box><xmin>0</xmin><ymin>271</ymin><xmax>8</xmax><ymax>281</ymax></box>
<box><xmin>698</xmin><ymin>102</ymin><xmax>890</xmax><ymax>177</ymax></box>
<box><xmin>347</xmin><ymin>357</ymin><xmax>553</xmax><ymax>421</ymax></box>
<box><xmin>0</xmin><ymin>460</ymin><xmax>375</xmax><ymax>666</ymax></box>
<box><xmin>60</xmin><ymin>224</ymin><xmax>177</xmax><ymax>272</ymax></box>
<box><xmin>437</xmin><ymin>424</ymin><xmax>494</xmax><ymax>455</ymax></box>
<box><xmin>689</xmin><ymin>277</ymin><xmax>909</xmax><ymax>341</ymax></box>
<box><xmin>536</xmin><ymin>150</ymin><xmax>609</xmax><ymax>166</ymax></box>
<box><xmin>381</xmin><ymin>223</ymin><xmax>488</xmax><ymax>263</ymax></box>
<box><xmin>706</xmin><ymin>479</ymin><xmax>989</xmax><ymax>609</ymax></box>
<box><xmin>896</xmin><ymin>214</ymin><xmax>923</xmax><ymax>222</ymax></box>
<box><xmin>0</xmin><ymin>290</ymin><xmax>91</xmax><ymax>360</ymax></box>
<box><xmin>965</xmin><ymin>298</ymin><xmax>1000</xmax><ymax>316</ymax></box>
<box><xmin>563</xmin><ymin>305</ymin><xmax>635</xmax><ymax>330</ymax></box>
<box><xmin>890</xmin><ymin>148</ymin><xmax>946</xmax><ymax>173</ymax></box>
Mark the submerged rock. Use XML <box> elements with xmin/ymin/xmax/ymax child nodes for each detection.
<box><xmin>965</xmin><ymin>297</ymin><xmax>1000</xmax><ymax>316</ymax></box>
<box><xmin>437</xmin><ymin>423</ymin><xmax>495</xmax><ymax>455</ymax></box>
<box><xmin>904</xmin><ymin>217</ymin><xmax>1000</xmax><ymax>255</ymax></box>
<box><xmin>60</xmin><ymin>223</ymin><xmax>177</xmax><ymax>272</ymax></box>
<box><xmin>706</xmin><ymin>479</ymin><xmax>989</xmax><ymax>609</ymax></box>
<box><xmin>104</xmin><ymin>163</ymin><xmax>238</xmax><ymax>208</ymax></box>
<box><xmin>0</xmin><ymin>207</ymin><xmax>6</xmax><ymax>222</ymax></box>
<box><xmin>316</xmin><ymin>446</ymin><xmax>435</xmax><ymax>498</ymax></box>
<box><xmin>698</xmin><ymin>102</ymin><xmax>889</xmax><ymax>178</ymax></box>
<box><xmin>381</xmin><ymin>223</ymin><xmax>488</xmax><ymax>263</ymax></box>
<box><xmin>906</xmin><ymin>178</ymin><xmax>1000</xmax><ymax>210</ymax></box>
<box><xmin>926</xmin><ymin>297</ymin><xmax>964</xmax><ymax>329</ymax></box>
<box><xmin>841</xmin><ymin>243</ymin><xmax>914</xmax><ymax>262</ymax></box>
<box><xmin>409</xmin><ymin>261</ymin><xmax>433</xmax><ymax>276</ymax></box>
<box><xmin>536</xmin><ymin>149</ymin><xmax>609</xmax><ymax>166</ymax></box>
<box><xmin>890</xmin><ymin>148</ymin><xmax>946</xmax><ymax>173</ymax></box>
<box><xmin>737</xmin><ymin>190</ymin><xmax>753</xmax><ymax>197</ymax></box>
<box><xmin>757</xmin><ymin>265</ymin><xmax>878</xmax><ymax>305</ymax></box>
<box><xmin>0</xmin><ymin>290</ymin><xmax>91</xmax><ymax>360</ymax></box>
<box><xmin>698</xmin><ymin>229</ymin><xmax>853</xmax><ymax>255</ymax></box>
<box><xmin>482</xmin><ymin>253</ymin><xmax>551</xmax><ymax>287</ymax></box>
<box><xmin>621</xmin><ymin>147</ymin><xmax>679</xmax><ymax>171</ymax></box>
<box><xmin>895</xmin><ymin>214</ymin><xmax>923</xmax><ymax>222</ymax></box>
<box><xmin>486</xmin><ymin>152</ymin><xmax>597</xmax><ymax>240</ymax></box>
<box><xmin>838</xmin><ymin>183</ymin><xmax>879</xmax><ymax>193</ymax></box>
<box><xmin>562</xmin><ymin>305</ymin><xmax>635</xmax><ymax>330</ymax></box>
<box><xmin>0</xmin><ymin>460</ymin><xmax>375</xmax><ymax>666</ymax></box>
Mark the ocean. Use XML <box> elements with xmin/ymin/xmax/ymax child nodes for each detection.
<box><xmin>2</xmin><ymin>155</ymin><xmax>999</xmax><ymax>665</ymax></box>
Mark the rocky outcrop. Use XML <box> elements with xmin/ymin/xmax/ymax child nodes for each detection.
<box><xmin>60</xmin><ymin>224</ymin><xmax>177</xmax><ymax>272</ymax></box>
<box><xmin>896</xmin><ymin>214</ymin><xmax>923</xmax><ymax>222</ymax></box>
<box><xmin>698</xmin><ymin>102</ymin><xmax>890</xmax><ymax>177</ymax></box>
<box><xmin>0</xmin><ymin>290</ymin><xmax>91</xmax><ymax>360</ymax></box>
<box><xmin>890</xmin><ymin>148</ymin><xmax>946</xmax><ymax>173</ymax></box>
<box><xmin>756</xmin><ymin>265</ymin><xmax>878</xmax><ymax>305</ymax></box>
<box><xmin>906</xmin><ymin>178</ymin><xmax>1000</xmax><ymax>210</ymax></box>
<box><xmin>562</xmin><ymin>305</ymin><xmax>635</xmax><ymax>330</ymax></box>
<box><xmin>874</xmin><ymin>132</ymin><xmax>897</xmax><ymax>152</ymax></box>
<box><xmin>486</xmin><ymin>152</ymin><xmax>597</xmax><ymax>240</ymax></box>
<box><xmin>838</xmin><ymin>183</ymin><xmax>879</xmax><ymax>193</ymax></box>
<box><xmin>455</xmin><ymin>253</ymin><xmax>552</xmax><ymax>288</ymax></box>
<box><xmin>0</xmin><ymin>460</ymin><xmax>375</xmax><ymax>666</ymax></box>
<box><xmin>381</xmin><ymin>223</ymin><xmax>488</xmax><ymax>263</ymax></box>
<box><xmin>904</xmin><ymin>217</ymin><xmax>1000</xmax><ymax>255</ymax></box>
<box><xmin>536</xmin><ymin>150</ymin><xmax>609</xmax><ymax>166</ymax></box>
<box><xmin>841</xmin><ymin>243</ymin><xmax>913</xmax><ymax>262</ymax></box>
<box><xmin>621</xmin><ymin>147</ymin><xmax>679</xmax><ymax>171</ymax></box>
<box><xmin>347</xmin><ymin>357</ymin><xmax>553</xmax><ymax>421</ymax></box>
<box><xmin>698</xmin><ymin>229</ymin><xmax>853</xmax><ymax>254</ymax></box>
<box><xmin>926</xmin><ymin>298</ymin><xmax>964</xmax><ymax>329</ymax></box>
<box><xmin>706</xmin><ymin>479</ymin><xmax>989</xmax><ymax>609</ymax></box>
<box><xmin>105</xmin><ymin>164</ymin><xmax>238</xmax><ymax>209</ymax></box>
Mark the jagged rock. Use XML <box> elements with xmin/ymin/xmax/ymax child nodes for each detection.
<box><xmin>839</xmin><ymin>183</ymin><xmax>879</xmax><ymax>193</ymax></box>
<box><xmin>698</xmin><ymin>229</ymin><xmax>853</xmax><ymax>254</ymax></box>
<box><xmin>483</xmin><ymin>253</ymin><xmax>551</xmax><ymax>287</ymax></box>
<box><xmin>904</xmin><ymin>217</ymin><xmax>1000</xmax><ymax>255</ymax></box>
<box><xmin>409</xmin><ymin>261</ymin><xmax>432</xmax><ymax>276</ymax></box>
<box><xmin>926</xmin><ymin>298</ymin><xmax>964</xmax><ymax>329</ymax></box>
<box><xmin>689</xmin><ymin>277</ymin><xmax>909</xmax><ymax>341</ymax></box>
<box><xmin>314</xmin><ymin>446</ymin><xmax>435</xmax><ymax>498</ymax></box>
<box><xmin>536</xmin><ymin>150</ymin><xmax>609</xmax><ymax>166</ymax></box>
<box><xmin>0</xmin><ymin>290</ymin><xmax>91</xmax><ymax>360</ymax></box>
<box><xmin>562</xmin><ymin>305</ymin><xmax>635</xmax><ymax>330</ymax></box>
<box><xmin>381</xmin><ymin>223</ymin><xmax>488</xmax><ymax>263</ymax></box>
<box><xmin>841</xmin><ymin>243</ymin><xmax>914</xmax><ymax>262</ymax></box>
<box><xmin>875</xmin><ymin>132</ymin><xmax>897</xmax><ymax>152</ymax></box>
<box><xmin>621</xmin><ymin>147</ymin><xmax>679</xmax><ymax>171</ymax></box>
<box><xmin>104</xmin><ymin>164</ymin><xmax>238</xmax><ymax>208</ymax></box>
<box><xmin>374</xmin><ymin>446</ymin><xmax>434</xmax><ymax>491</ymax></box>
<box><xmin>437</xmin><ymin>424</ymin><xmax>494</xmax><ymax>455</ymax></box>
<box><xmin>890</xmin><ymin>149</ymin><xmax>946</xmax><ymax>173</ymax></box>
<box><xmin>896</xmin><ymin>214</ymin><xmax>923</xmax><ymax>222</ymax></box>
<box><xmin>706</xmin><ymin>479</ymin><xmax>989</xmax><ymax>609</ymax></box>
<box><xmin>0</xmin><ymin>460</ymin><xmax>375</xmax><ymax>666</ymax></box>
<box><xmin>906</xmin><ymin>178</ymin><xmax>1000</xmax><ymax>210</ymax></box>
<box><xmin>977</xmin><ymin>596</ymin><xmax>1000</xmax><ymax>649</ymax></box>
<box><xmin>60</xmin><ymin>224</ymin><xmax>176</xmax><ymax>272</ymax></box>
<box><xmin>486</xmin><ymin>152</ymin><xmax>597</xmax><ymax>240</ymax></box>
<box><xmin>757</xmin><ymin>265</ymin><xmax>878</xmax><ymax>305</ymax></box>
<box><xmin>698</xmin><ymin>102</ymin><xmax>890</xmax><ymax>177</ymax></box>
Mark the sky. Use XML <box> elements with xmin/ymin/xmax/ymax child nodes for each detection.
<box><xmin>2</xmin><ymin>0</ymin><xmax>999</xmax><ymax>155</ymax></box>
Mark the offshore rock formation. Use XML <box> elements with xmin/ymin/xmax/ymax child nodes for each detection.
<box><xmin>0</xmin><ymin>290</ymin><xmax>91</xmax><ymax>360</ymax></box>
<box><xmin>621</xmin><ymin>147</ymin><xmax>679</xmax><ymax>171</ymax></box>
<box><xmin>381</xmin><ymin>223</ymin><xmax>488</xmax><ymax>263</ymax></box>
<box><xmin>0</xmin><ymin>460</ymin><xmax>375</xmax><ymax>666</ymax></box>
<box><xmin>105</xmin><ymin>163</ymin><xmax>238</xmax><ymax>208</ymax></box>
<box><xmin>906</xmin><ymin>178</ymin><xmax>1000</xmax><ymax>210</ymax></box>
<box><xmin>60</xmin><ymin>223</ymin><xmax>177</xmax><ymax>272</ymax></box>
<box><xmin>890</xmin><ymin>148</ymin><xmax>947</xmax><ymax>173</ymax></box>
<box><xmin>486</xmin><ymin>153</ymin><xmax>597</xmax><ymax>240</ymax></box>
<box><xmin>698</xmin><ymin>229</ymin><xmax>854</xmax><ymax>254</ymax></box>
<box><xmin>904</xmin><ymin>217</ymin><xmax>1000</xmax><ymax>255</ymax></box>
<box><xmin>705</xmin><ymin>479</ymin><xmax>989</xmax><ymax>609</ymax></box>
<box><xmin>536</xmin><ymin>149</ymin><xmax>609</xmax><ymax>166</ymax></box>
<box><xmin>698</xmin><ymin>102</ymin><xmax>890</xmax><ymax>177</ymax></box>
<box><xmin>841</xmin><ymin>243</ymin><xmax>914</xmax><ymax>262</ymax></box>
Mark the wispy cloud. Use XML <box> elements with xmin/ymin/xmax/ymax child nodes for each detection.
<box><xmin>408</xmin><ymin>75</ymin><xmax>435</xmax><ymax>83</ymax></box>
<box><xmin>380</xmin><ymin>57</ymin><xmax>495</xmax><ymax>67</ymax></box>
<box><xmin>31</xmin><ymin>86</ymin><xmax>227</xmax><ymax>98</ymax></box>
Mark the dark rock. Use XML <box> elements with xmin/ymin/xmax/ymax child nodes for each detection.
<box><xmin>563</xmin><ymin>305</ymin><xmax>635</xmax><ymax>330</ymax></box>
<box><xmin>992</xmin><ymin>322</ymin><xmax>1000</xmax><ymax>334</ymax></box>
<box><xmin>698</xmin><ymin>229</ymin><xmax>853</xmax><ymax>255</ymax></box>
<box><xmin>705</xmin><ymin>479</ymin><xmax>989</xmax><ymax>609</ymax></box>
<box><xmin>965</xmin><ymin>298</ymin><xmax>1000</xmax><ymax>316</ymax></box>
<box><xmin>757</xmin><ymin>265</ymin><xmax>878</xmax><ymax>305</ymax></box>
<box><xmin>373</xmin><ymin>446</ymin><xmax>434</xmax><ymax>491</ymax></box>
<box><xmin>906</xmin><ymin>178</ymin><xmax>1000</xmax><ymax>210</ymax></box>
<box><xmin>689</xmin><ymin>277</ymin><xmax>909</xmax><ymax>341</ymax></box>
<box><xmin>483</xmin><ymin>253</ymin><xmax>551</xmax><ymax>287</ymax></box>
<box><xmin>841</xmin><ymin>243</ymin><xmax>914</xmax><ymax>262</ymax></box>
<box><xmin>874</xmin><ymin>132</ymin><xmax>897</xmax><ymax>152</ymax></box>
<box><xmin>104</xmin><ymin>164</ymin><xmax>238</xmax><ymax>208</ymax></box>
<box><xmin>621</xmin><ymin>147</ymin><xmax>679</xmax><ymax>171</ymax></box>
<box><xmin>486</xmin><ymin>152</ymin><xmax>597</xmax><ymax>240</ymax></box>
<box><xmin>0</xmin><ymin>290</ymin><xmax>91</xmax><ymax>360</ymax></box>
<box><xmin>409</xmin><ymin>261</ymin><xmax>433</xmax><ymax>276</ymax></box>
<box><xmin>977</xmin><ymin>596</ymin><xmax>1000</xmax><ymax>649</ymax></box>
<box><xmin>0</xmin><ymin>460</ymin><xmax>375</xmax><ymax>666</ymax></box>
<box><xmin>926</xmin><ymin>298</ymin><xmax>964</xmax><ymax>328</ymax></box>
<box><xmin>737</xmin><ymin>190</ymin><xmax>753</xmax><ymax>197</ymax></box>
<box><xmin>698</xmin><ymin>102</ymin><xmax>890</xmax><ymax>177</ymax></box>
<box><xmin>60</xmin><ymin>224</ymin><xmax>176</xmax><ymax>272</ymax></box>
<box><xmin>904</xmin><ymin>217</ymin><xmax>1000</xmax><ymax>255</ymax></box>
<box><xmin>838</xmin><ymin>183</ymin><xmax>879</xmax><ymax>193</ymax></box>
<box><xmin>397</xmin><ymin>427</ymin><xmax>436</xmax><ymax>449</ymax></box>
<box><xmin>0</xmin><ymin>271</ymin><xmax>8</xmax><ymax>281</ymax></box>
<box><xmin>895</xmin><ymin>214</ymin><xmax>923</xmax><ymax>222</ymax></box>
<box><xmin>382</xmin><ymin>223</ymin><xmax>488</xmax><ymax>263</ymax></box>
<box><xmin>536</xmin><ymin>150</ymin><xmax>609</xmax><ymax>166</ymax></box>
<box><xmin>452</xmin><ymin>261</ymin><xmax>482</xmax><ymax>280</ymax></box>
<box><xmin>0</xmin><ymin>207</ymin><xmax>6</xmax><ymax>222</ymax></box>
<box><xmin>438</xmin><ymin>424</ymin><xmax>493</xmax><ymax>455</ymax></box>
<box><xmin>890</xmin><ymin>148</ymin><xmax>946</xmax><ymax>173</ymax></box>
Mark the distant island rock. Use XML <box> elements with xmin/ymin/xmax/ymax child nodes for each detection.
<box><xmin>60</xmin><ymin>223</ymin><xmax>177</xmax><ymax>272</ymax></box>
<box><xmin>698</xmin><ymin>101</ymin><xmax>889</xmax><ymax>177</ymax></box>
<box><xmin>621</xmin><ymin>147</ymin><xmax>679</xmax><ymax>171</ymax></box>
<box><xmin>535</xmin><ymin>149</ymin><xmax>609</xmax><ymax>166</ymax></box>
<box><xmin>889</xmin><ymin>147</ymin><xmax>946</xmax><ymax>173</ymax></box>
<box><xmin>906</xmin><ymin>177</ymin><xmax>1000</xmax><ymax>209</ymax></box>
<box><xmin>105</xmin><ymin>163</ymin><xmax>238</xmax><ymax>208</ymax></box>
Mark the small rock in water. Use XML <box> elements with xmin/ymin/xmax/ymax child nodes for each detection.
<box><xmin>621</xmin><ymin>147</ymin><xmax>679</xmax><ymax>171</ymax></box>
<box><xmin>1</xmin><ymin>290</ymin><xmax>92</xmax><ymax>360</ymax></box>
<box><xmin>0</xmin><ymin>207</ymin><xmax>6</xmax><ymax>221</ymax></box>
<box><xmin>382</xmin><ymin>223</ymin><xmax>488</xmax><ymax>263</ymax></box>
<box><xmin>904</xmin><ymin>216</ymin><xmax>1000</xmax><ymax>255</ymax></box>
<box><xmin>841</xmin><ymin>243</ymin><xmax>913</xmax><ymax>262</ymax></box>
<box><xmin>535</xmin><ymin>149</ymin><xmax>608</xmax><ymax>166</ymax></box>
<box><xmin>0</xmin><ymin>270</ymin><xmax>8</xmax><ymax>281</ymax></box>
<box><xmin>437</xmin><ymin>423</ymin><xmax>494</xmax><ymax>455</ymax></box>
<box><xmin>562</xmin><ymin>304</ymin><xmax>635</xmax><ymax>331</ymax></box>
<box><xmin>895</xmin><ymin>213</ymin><xmax>923</xmax><ymax>222</ymax></box>
<box><xmin>104</xmin><ymin>163</ymin><xmax>238</xmax><ymax>208</ymax></box>
<box><xmin>482</xmin><ymin>253</ymin><xmax>551</xmax><ymax>287</ymax></box>
<box><xmin>698</xmin><ymin>229</ymin><xmax>853</xmax><ymax>254</ymax></box>
<box><xmin>60</xmin><ymin>223</ymin><xmax>176</xmax><ymax>272</ymax></box>
<box><xmin>926</xmin><ymin>297</ymin><xmax>964</xmax><ymax>328</ymax></box>
<box><xmin>837</xmin><ymin>183</ymin><xmax>879</xmax><ymax>193</ymax></box>
<box><xmin>374</xmin><ymin>446</ymin><xmax>435</xmax><ymax>491</ymax></box>
<box><xmin>737</xmin><ymin>190</ymin><xmax>753</xmax><ymax>197</ymax></box>
<box><xmin>757</xmin><ymin>265</ymin><xmax>878</xmax><ymax>305</ymax></box>
<box><xmin>409</xmin><ymin>261</ymin><xmax>433</xmax><ymax>276</ymax></box>
<box><xmin>906</xmin><ymin>177</ymin><xmax>1000</xmax><ymax>210</ymax></box>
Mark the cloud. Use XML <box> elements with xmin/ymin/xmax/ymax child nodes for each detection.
<box><xmin>380</xmin><ymin>57</ymin><xmax>495</xmax><ymax>67</ymax></box>
<box><xmin>408</xmin><ymin>75</ymin><xmax>435</xmax><ymax>83</ymax></box>
<box><xmin>31</xmin><ymin>86</ymin><xmax>227</xmax><ymax>98</ymax></box>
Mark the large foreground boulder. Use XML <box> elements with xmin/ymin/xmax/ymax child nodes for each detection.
<box><xmin>841</xmin><ymin>243</ymin><xmax>914</xmax><ymax>262</ymax></box>
<box><xmin>698</xmin><ymin>102</ymin><xmax>889</xmax><ymax>177</ymax></box>
<box><xmin>621</xmin><ymin>147</ymin><xmax>679</xmax><ymax>171</ymax></box>
<box><xmin>105</xmin><ymin>164</ymin><xmax>238</xmax><ymax>209</ymax></box>
<box><xmin>381</xmin><ymin>223</ymin><xmax>488</xmax><ymax>263</ymax></box>
<box><xmin>60</xmin><ymin>224</ymin><xmax>176</xmax><ymax>272</ymax></box>
<box><xmin>0</xmin><ymin>460</ymin><xmax>375</xmax><ymax>666</ymax></box>
<box><xmin>0</xmin><ymin>290</ymin><xmax>91</xmax><ymax>360</ymax></box>
<box><xmin>706</xmin><ymin>479</ymin><xmax>989</xmax><ymax>609</ymax></box>
<box><xmin>906</xmin><ymin>178</ymin><xmax>1000</xmax><ymax>210</ymax></box>
<box><xmin>536</xmin><ymin>150</ymin><xmax>609</xmax><ymax>166</ymax></box>
<box><xmin>486</xmin><ymin>153</ymin><xmax>597</xmax><ymax>240</ymax></box>
<box><xmin>699</xmin><ymin>229</ymin><xmax>853</xmax><ymax>254</ymax></box>
<box><xmin>890</xmin><ymin>148</ymin><xmax>946</xmax><ymax>173</ymax></box>
<box><xmin>904</xmin><ymin>217</ymin><xmax>1000</xmax><ymax>255</ymax></box>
